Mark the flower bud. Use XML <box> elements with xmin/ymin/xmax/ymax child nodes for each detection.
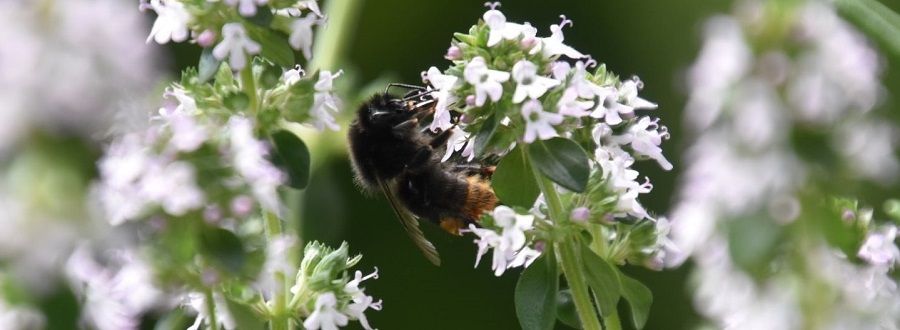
<box><xmin>444</xmin><ymin>45</ymin><xmax>462</xmax><ymax>60</ymax></box>
<box><xmin>570</xmin><ymin>207</ymin><xmax>590</xmax><ymax>222</ymax></box>
<box><xmin>196</xmin><ymin>29</ymin><xmax>217</xmax><ymax>48</ymax></box>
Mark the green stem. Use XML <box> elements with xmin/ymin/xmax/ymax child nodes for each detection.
<box><xmin>241</xmin><ymin>61</ymin><xmax>259</xmax><ymax>114</ymax></box>
<box><xmin>836</xmin><ymin>0</ymin><xmax>900</xmax><ymax>54</ymax></box>
<box><xmin>204</xmin><ymin>288</ymin><xmax>218</xmax><ymax>330</ymax></box>
<box><xmin>309</xmin><ymin>0</ymin><xmax>362</xmax><ymax>72</ymax></box>
<box><xmin>558</xmin><ymin>241</ymin><xmax>603</xmax><ymax>330</ymax></box>
<box><xmin>523</xmin><ymin>146</ymin><xmax>603</xmax><ymax>330</ymax></box>
<box><xmin>264</xmin><ymin>211</ymin><xmax>290</xmax><ymax>330</ymax></box>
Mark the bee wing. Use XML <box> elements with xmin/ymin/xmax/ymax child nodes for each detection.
<box><xmin>376</xmin><ymin>176</ymin><xmax>441</xmax><ymax>266</ymax></box>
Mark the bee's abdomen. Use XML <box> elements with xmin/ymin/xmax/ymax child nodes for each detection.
<box><xmin>461</xmin><ymin>175</ymin><xmax>497</xmax><ymax>222</ymax></box>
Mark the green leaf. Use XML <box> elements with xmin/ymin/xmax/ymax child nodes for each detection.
<box><xmin>515</xmin><ymin>251</ymin><xmax>558</xmax><ymax>330</ymax></box>
<box><xmin>528</xmin><ymin>138</ymin><xmax>591</xmax><ymax>193</ymax></box>
<box><xmin>727</xmin><ymin>215</ymin><xmax>782</xmax><ymax>278</ymax></box>
<box><xmin>246</xmin><ymin>7</ymin><xmax>274</xmax><ymax>27</ymax></box>
<box><xmin>154</xmin><ymin>309</ymin><xmax>190</xmax><ymax>330</ymax></box>
<box><xmin>885</xmin><ymin>199</ymin><xmax>900</xmax><ymax>224</ymax></box>
<box><xmin>214</xmin><ymin>62</ymin><xmax>236</xmax><ymax>88</ymax></box>
<box><xmin>224</xmin><ymin>297</ymin><xmax>266</xmax><ymax>330</ymax></box>
<box><xmin>245</xmin><ymin>25</ymin><xmax>295</xmax><ymax>67</ymax></box>
<box><xmin>556</xmin><ymin>289</ymin><xmax>582</xmax><ymax>329</ymax></box>
<box><xmin>580</xmin><ymin>245</ymin><xmax>620</xmax><ymax>316</ymax></box>
<box><xmin>492</xmin><ymin>146</ymin><xmax>540</xmax><ymax>208</ymax></box>
<box><xmin>199</xmin><ymin>227</ymin><xmax>246</xmax><ymax>275</ymax></box>
<box><xmin>271</xmin><ymin>130</ymin><xmax>311</xmax><ymax>189</ymax></box>
<box><xmin>474</xmin><ymin>114</ymin><xmax>498</xmax><ymax>156</ymax></box>
<box><xmin>199</xmin><ymin>48</ymin><xmax>222</xmax><ymax>83</ymax></box>
<box><xmin>617</xmin><ymin>273</ymin><xmax>652</xmax><ymax>329</ymax></box>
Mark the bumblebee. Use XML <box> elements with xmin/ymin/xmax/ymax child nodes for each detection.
<box><xmin>348</xmin><ymin>84</ymin><xmax>498</xmax><ymax>265</ymax></box>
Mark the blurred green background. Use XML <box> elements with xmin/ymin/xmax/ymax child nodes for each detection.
<box><xmin>161</xmin><ymin>0</ymin><xmax>900</xmax><ymax>329</ymax></box>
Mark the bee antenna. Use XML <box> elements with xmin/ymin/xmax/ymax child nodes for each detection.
<box><xmin>402</xmin><ymin>89</ymin><xmax>436</xmax><ymax>102</ymax></box>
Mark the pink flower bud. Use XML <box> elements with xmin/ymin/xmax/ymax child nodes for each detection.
<box><xmin>465</xmin><ymin>95</ymin><xmax>476</xmax><ymax>107</ymax></box>
<box><xmin>231</xmin><ymin>195</ymin><xmax>254</xmax><ymax>217</ymax></box>
<box><xmin>520</xmin><ymin>36</ymin><xmax>537</xmax><ymax>50</ymax></box>
<box><xmin>196</xmin><ymin>29</ymin><xmax>217</xmax><ymax>48</ymax></box>
<box><xmin>445</xmin><ymin>45</ymin><xmax>462</xmax><ymax>60</ymax></box>
<box><xmin>570</xmin><ymin>207</ymin><xmax>590</xmax><ymax>222</ymax></box>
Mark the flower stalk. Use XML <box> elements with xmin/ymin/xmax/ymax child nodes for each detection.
<box><xmin>264</xmin><ymin>211</ymin><xmax>291</xmax><ymax>330</ymax></box>
<box><xmin>204</xmin><ymin>288</ymin><xmax>218</xmax><ymax>330</ymax></box>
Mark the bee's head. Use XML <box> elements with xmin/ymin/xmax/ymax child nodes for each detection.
<box><xmin>357</xmin><ymin>93</ymin><xmax>414</xmax><ymax>129</ymax></box>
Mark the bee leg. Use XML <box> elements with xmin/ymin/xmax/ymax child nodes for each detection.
<box><xmin>428</xmin><ymin>127</ymin><xmax>455</xmax><ymax>148</ymax></box>
<box><xmin>391</xmin><ymin>118</ymin><xmax>419</xmax><ymax>138</ymax></box>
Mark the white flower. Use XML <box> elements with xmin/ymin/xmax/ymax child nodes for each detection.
<box><xmin>224</xmin><ymin>0</ymin><xmax>268</xmax><ymax>17</ymax></box>
<box><xmin>569</xmin><ymin>61</ymin><xmax>611</xmax><ymax>99</ymax></box>
<box><xmin>283</xmin><ymin>65</ymin><xmax>305</xmax><ymax>85</ymax></box>
<box><xmin>304</xmin><ymin>292</ymin><xmax>349</xmax><ymax>330</ymax></box>
<box><xmin>0</xmin><ymin>300</ymin><xmax>44</xmax><ymax>330</ymax></box>
<box><xmin>289</xmin><ymin>14</ymin><xmax>319</xmax><ymax>60</ymax></box>
<box><xmin>464</xmin><ymin>56</ymin><xmax>510</xmax><ymax>106</ymax></box>
<box><xmin>511</xmin><ymin>60</ymin><xmax>560</xmax><ymax>103</ymax></box>
<box><xmin>469</xmin><ymin>206</ymin><xmax>542</xmax><ymax>276</ymax></box>
<box><xmin>66</xmin><ymin>246</ymin><xmax>165</xmax><ymax>330</ymax></box>
<box><xmin>228</xmin><ymin>116</ymin><xmax>285</xmax><ymax>214</ymax></box>
<box><xmin>483</xmin><ymin>8</ymin><xmax>538</xmax><ymax>47</ymax></box>
<box><xmin>557</xmin><ymin>87</ymin><xmax>593</xmax><ymax>117</ymax></box>
<box><xmin>165</xmin><ymin>112</ymin><xmax>207</xmax><ymax>153</ymax></box>
<box><xmin>159</xmin><ymin>87</ymin><xmax>198</xmax><ymax>116</ymax></box>
<box><xmin>140</xmin><ymin>160</ymin><xmax>205</xmax><ymax>216</ymax></box>
<box><xmin>186</xmin><ymin>291</ymin><xmax>236</xmax><ymax>330</ymax></box>
<box><xmin>212</xmin><ymin>23</ymin><xmax>261</xmax><ymax>70</ymax></box>
<box><xmin>310</xmin><ymin>70</ymin><xmax>344</xmax><ymax>131</ymax></box>
<box><xmin>858</xmin><ymin>225</ymin><xmax>900</xmax><ymax>267</ymax></box>
<box><xmin>341</xmin><ymin>268</ymin><xmax>382</xmax><ymax>330</ymax></box>
<box><xmin>145</xmin><ymin>0</ymin><xmax>190</xmax><ymax>44</ymax></box>
<box><xmin>618</xmin><ymin>79</ymin><xmax>657</xmax><ymax>110</ymax></box>
<box><xmin>441</xmin><ymin>127</ymin><xmax>475</xmax><ymax>162</ymax></box>
<box><xmin>612</xmin><ymin>117</ymin><xmax>673</xmax><ymax>170</ymax></box>
<box><xmin>591</xmin><ymin>79</ymin><xmax>656</xmax><ymax>125</ymax></box>
<box><xmin>424</xmin><ymin>67</ymin><xmax>460</xmax><ymax>132</ymax></box>
<box><xmin>533</xmin><ymin>18</ymin><xmax>584</xmax><ymax>59</ymax></box>
<box><xmin>521</xmin><ymin>99</ymin><xmax>562</xmax><ymax>143</ymax></box>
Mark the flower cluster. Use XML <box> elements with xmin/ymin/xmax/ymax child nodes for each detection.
<box><xmin>467</xmin><ymin>206</ymin><xmax>542</xmax><ymax>276</ymax></box>
<box><xmin>95</xmin><ymin>101</ymin><xmax>284</xmax><ymax>225</ymax></box>
<box><xmin>289</xmin><ymin>242</ymin><xmax>382</xmax><ymax>330</ymax></box>
<box><xmin>671</xmin><ymin>0</ymin><xmax>899</xmax><ymax>328</ymax></box>
<box><xmin>143</xmin><ymin>0</ymin><xmax>324</xmax><ymax>70</ymax></box>
<box><xmin>425</xmin><ymin>3</ymin><xmax>673</xmax><ymax>276</ymax></box>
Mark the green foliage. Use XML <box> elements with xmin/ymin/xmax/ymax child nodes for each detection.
<box><xmin>245</xmin><ymin>24</ymin><xmax>296</xmax><ymax>68</ymax></box>
<box><xmin>515</xmin><ymin>251</ymin><xmax>559</xmax><ymax>330</ymax></box>
<box><xmin>271</xmin><ymin>130</ymin><xmax>311</xmax><ymax>189</ymax></box>
<box><xmin>528</xmin><ymin>138</ymin><xmax>591</xmax><ymax>193</ymax></box>
<box><xmin>618</xmin><ymin>272</ymin><xmax>652</xmax><ymax>329</ymax></box>
<box><xmin>580</xmin><ymin>245</ymin><xmax>621</xmax><ymax>317</ymax></box>
<box><xmin>493</xmin><ymin>146</ymin><xmax>540</xmax><ymax>208</ymax></box>
<box><xmin>555</xmin><ymin>289</ymin><xmax>581</xmax><ymax>329</ymax></box>
<box><xmin>727</xmin><ymin>215</ymin><xmax>783</xmax><ymax>279</ymax></box>
<box><xmin>199</xmin><ymin>48</ymin><xmax>223</xmax><ymax>83</ymax></box>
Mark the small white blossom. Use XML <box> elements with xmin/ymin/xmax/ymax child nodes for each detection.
<box><xmin>186</xmin><ymin>292</ymin><xmax>236</xmax><ymax>330</ymax></box>
<box><xmin>533</xmin><ymin>18</ymin><xmax>584</xmax><ymax>59</ymax></box>
<box><xmin>424</xmin><ymin>67</ymin><xmax>460</xmax><ymax>132</ymax></box>
<box><xmin>304</xmin><ymin>292</ymin><xmax>349</xmax><ymax>330</ymax></box>
<box><xmin>556</xmin><ymin>87</ymin><xmax>593</xmax><ymax>117</ymax></box>
<box><xmin>140</xmin><ymin>160</ymin><xmax>205</xmax><ymax>216</ymax></box>
<box><xmin>464</xmin><ymin>57</ymin><xmax>510</xmax><ymax>106</ymax></box>
<box><xmin>618</xmin><ymin>79</ymin><xmax>657</xmax><ymax>110</ymax></box>
<box><xmin>145</xmin><ymin>0</ymin><xmax>190</xmax><ymax>44</ymax></box>
<box><xmin>569</xmin><ymin>61</ymin><xmax>609</xmax><ymax>98</ymax></box>
<box><xmin>224</xmin><ymin>0</ymin><xmax>267</xmax><ymax>17</ymax></box>
<box><xmin>212</xmin><ymin>23</ymin><xmax>261</xmax><ymax>70</ymax></box>
<box><xmin>228</xmin><ymin>116</ymin><xmax>285</xmax><ymax>214</ymax></box>
<box><xmin>289</xmin><ymin>14</ymin><xmax>319</xmax><ymax>60</ymax></box>
<box><xmin>511</xmin><ymin>60</ymin><xmax>560</xmax><ymax>103</ymax></box>
<box><xmin>858</xmin><ymin>225</ymin><xmax>900</xmax><ymax>267</ymax></box>
<box><xmin>521</xmin><ymin>99</ymin><xmax>562</xmax><ymax>143</ymax></box>
<box><xmin>441</xmin><ymin>127</ymin><xmax>475</xmax><ymax>162</ymax></box>
<box><xmin>159</xmin><ymin>87</ymin><xmax>198</xmax><ymax>116</ymax></box>
<box><xmin>469</xmin><ymin>206</ymin><xmax>542</xmax><ymax>276</ymax></box>
<box><xmin>483</xmin><ymin>7</ymin><xmax>538</xmax><ymax>47</ymax></box>
<box><xmin>165</xmin><ymin>112</ymin><xmax>207</xmax><ymax>153</ymax></box>
<box><xmin>342</xmin><ymin>269</ymin><xmax>382</xmax><ymax>330</ymax></box>
<box><xmin>611</xmin><ymin>117</ymin><xmax>673</xmax><ymax>170</ymax></box>
<box><xmin>282</xmin><ymin>65</ymin><xmax>306</xmax><ymax>85</ymax></box>
<box><xmin>310</xmin><ymin>70</ymin><xmax>343</xmax><ymax>131</ymax></box>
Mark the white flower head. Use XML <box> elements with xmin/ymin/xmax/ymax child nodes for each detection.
<box><xmin>557</xmin><ymin>87</ymin><xmax>593</xmax><ymax>117</ymax></box>
<box><xmin>424</xmin><ymin>67</ymin><xmax>460</xmax><ymax>132</ymax></box>
<box><xmin>228</xmin><ymin>116</ymin><xmax>285</xmax><ymax>214</ymax></box>
<box><xmin>613</xmin><ymin>116</ymin><xmax>673</xmax><ymax>170</ymax></box>
<box><xmin>521</xmin><ymin>99</ymin><xmax>563</xmax><ymax>143</ymax></box>
<box><xmin>140</xmin><ymin>160</ymin><xmax>206</xmax><ymax>216</ymax></box>
<box><xmin>310</xmin><ymin>70</ymin><xmax>344</xmax><ymax>131</ymax></box>
<box><xmin>533</xmin><ymin>16</ymin><xmax>585</xmax><ymax>59</ymax></box>
<box><xmin>618</xmin><ymin>78</ymin><xmax>657</xmax><ymax>110</ymax></box>
<box><xmin>858</xmin><ymin>225</ymin><xmax>900</xmax><ymax>267</ymax></box>
<box><xmin>441</xmin><ymin>127</ymin><xmax>475</xmax><ymax>162</ymax></box>
<box><xmin>468</xmin><ymin>206</ymin><xmax>542</xmax><ymax>276</ymax></box>
<box><xmin>283</xmin><ymin>65</ymin><xmax>306</xmax><ymax>85</ymax></box>
<box><xmin>464</xmin><ymin>56</ymin><xmax>510</xmax><ymax>106</ymax></box>
<box><xmin>224</xmin><ymin>0</ymin><xmax>268</xmax><ymax>17</ymax></box>
<box><xmin>483</xmin><ymin>4</ymin><xmax>538</xmax><ymax>47</ymax></box>
<box><xmin>165</xmin><ymin>112</ymin><xmax>208</xmax><ymax>153</ymax></box>
<box><xmin>304</xmin><ymin>292</ymin><xmax>349</xmax><ymax>330</ymax></box>
<box><xmin>145</xmin><ymin>0</ymin><xmax>190</xmax><ymax>44</ymax></box>
<box><xmin>159</xmin><ymin>87</ymin><xmax>198</xmax><ymax>116</ymax></box>
<box><xmin>212</xmin><ymin>23</ymin><xmax>261</xmax><ymax>70</ymax></box>
<box><xmin>511</xmin><ymin>60</ymin><xmax>560</xmax><ymax>103</ymax></box>
<box><xmin>289</xmin><ymin>14</ymin><xmax>320</xmax><ymax>60</ymax></box>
